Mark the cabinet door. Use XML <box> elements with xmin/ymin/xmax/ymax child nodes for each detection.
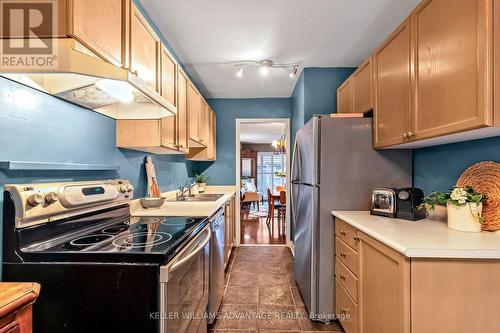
<box><xmin>177</xmin><ymin>69</ymin><xmax>189</xmax><ymax>153</ymax></box>
<box><xmin>352</xmin><ymin>56</ymin><xmax>373</xmax><ymax>113</ymax></box>
<box><xmin>337</xmin><ymin>79</ymin><xmax>353</xmax><ymax>113</ymax></box>
<box><xmin>211</xmin><ymin>111</ymin><xmax>217</xmax><ymax>160</ymax></box>
<box><xmin>160</xmin><ymin>45</ymin><xmax>177</xmax><ymax>108</ymax></box>
<box><xmin>69</xmin><ymin>0</ymin><xmax>126</xmax><ymax>67</ymax></box>
<box><xmin>495</xmin><ymin>0</ymin><xmax>500</xmax><ymax>126</ymax></box>
<box><xmin>187</xmin><ymin>82</ymin><xmax>200</xmax><ymax>142</ymax></box>
<box><xmin>199</xmin><ymin>100</ymin><xmax>210</xmax><ymax>146</ymax></box>
<box><xmin>412</xmin><ymin>0</ymin><xmax>492</xmax><ymax>140</ymax></box>
<box><xmin>161</xmin><ymin>116</ymin><xmax>176</xmax><ymax>150</ymax></box>
<box><xmin>360</xmin><ymin>234</ymin><xmax>410</xmax><ymax>333</ymax></box>
<box><xmin>373</xmin><ymin>19</ymin><xmax>413</xmax><ymax>148</ymax></box>
<box><xmin>207</xmin><ymin>110</ymin><xmax>214</xmax><ymax>160</ymax></box>
<box><xmin>130</xmin><ymin>3</ymin><xmax>159</xmax><ymax>91</ymax></box>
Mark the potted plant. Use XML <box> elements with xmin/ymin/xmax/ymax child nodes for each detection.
<box><xmin>194</xmin><ymin>172</ymin><xmax>209</xmax><ymax>193</ymax></box>
<box><xmin>421</xmin><ymin>186</ymin><xmax>487</xmax><ymax>232</ymax></box>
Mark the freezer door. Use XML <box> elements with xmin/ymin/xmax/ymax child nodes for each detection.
<box><xmin>295</xmin><ymin>117</ymin><xmax>320</xmax><ymax>185</ymax></box>
<box><xmin>294</xmin><ymin>184</ymin><xmax>318</xmax><ymax>314</ymax></box>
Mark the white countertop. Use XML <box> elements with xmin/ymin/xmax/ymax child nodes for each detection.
<box><xmin>331</xmin><ymin>211</ymin><xmax>500</xmax><ymax>259</ymax></box>
<box><xmin>131</xmin><ymin>186</ymin><xmax>237</xmax><ymax>218</ymax></box>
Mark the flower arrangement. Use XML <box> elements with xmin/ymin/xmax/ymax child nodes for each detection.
<box><xmin>421</xmin><ymin>186</ymin><xmax>487</xmax><ymax>230</ymax></box>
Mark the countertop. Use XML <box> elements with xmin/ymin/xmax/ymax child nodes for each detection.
<box><xmin>331</xmin><ymin>211</ymin><xmax>500</xmax><ymax>259</ymax></box>
<box><xmin>131</xmin><ymin>186</ymin><xmax>237</xmax><ymax>218</ymax></box>
<box><xmin>0</xmin><ymin>282</ymin><xmax>41</xmax><ymax>318</ymax></box>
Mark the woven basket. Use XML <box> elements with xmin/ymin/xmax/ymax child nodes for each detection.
<box><xmin>456</xmin><ymin>161</ymin><xmax>500</xmax><ymax>231</ymax></box>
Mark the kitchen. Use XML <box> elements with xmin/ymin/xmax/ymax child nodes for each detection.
<box><xmin>0</xmin><ymin>0</ymin><xmax>500</xmax><ymax>332</ymax></box>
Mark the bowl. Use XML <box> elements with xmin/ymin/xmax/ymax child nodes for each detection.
<box><xmin>140</xmin><ymin>197</ymin><xmax>166</xmax><ymax>209</ymax></box>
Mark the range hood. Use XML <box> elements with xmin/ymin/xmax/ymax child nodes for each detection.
<box><xmin>0</xmin><ymin>39</ymin><xmax>176</xmax><ymax>119</ymax></box>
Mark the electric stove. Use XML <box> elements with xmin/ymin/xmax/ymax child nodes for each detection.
<box><xmin>2</xmin><ymin>180</ymin><xmax>211</xmax><ymax>333</ymax></box>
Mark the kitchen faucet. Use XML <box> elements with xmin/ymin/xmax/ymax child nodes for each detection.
<box><xmin>177</xmin><ymin>180</ymin><xmax>197</xmax><ymax>201</ymax></box>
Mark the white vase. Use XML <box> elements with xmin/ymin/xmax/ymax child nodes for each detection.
<box><xmin>447</xmin><ymin>202</ymin><xmax>483</xmax><ymax>233</ymax></box>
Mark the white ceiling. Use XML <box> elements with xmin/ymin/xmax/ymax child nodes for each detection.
<box><xmin>138</xmin><ymin>0</ymin><xmax>420</xmax><ymax>98</ymax></box>
<box><xmin>240</xmin><ymin>122</ymin><xmax>286</xmax><ymax>144</ymax></box>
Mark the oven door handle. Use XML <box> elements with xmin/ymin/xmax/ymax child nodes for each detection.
<box><xmin>169</xmin><ymin>228</ymin><xmax>211</xmax><ymax>273</ymax></box>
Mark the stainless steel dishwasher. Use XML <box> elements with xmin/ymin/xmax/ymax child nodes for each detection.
<box><xmin>207</xmin><ymin>208</ymin><xmax>225</xmax><ymax>324</ymax></box>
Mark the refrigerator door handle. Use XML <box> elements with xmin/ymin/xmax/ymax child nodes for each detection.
<box><xmin>291</xmin><ymin>137</ymin><xmax>301</xmax><ymax>182</ymax></box>
<box><xmin>291</xmin><ymin>181</ymin><xmax>300</xmax><ymax>231</ymax></box>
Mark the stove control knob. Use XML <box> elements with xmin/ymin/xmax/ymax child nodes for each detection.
<box><xmin>27</xmin><ymin>194</ymin><xmax>43</xmax><ymax>206</ymax></box>
<box><xmin>120</xmin><ymin>185</ymin><xmax>128</xmax><ymax>193</ymax></box>
<box><xmin>45</xmin><ymin>192</ymin><xmax>59</xmax><ymax>204</ymax></box>
<box><xmin>127</xmin><ymin>185</ymin><xmax>134</xmax><ymax>192</ymax></box>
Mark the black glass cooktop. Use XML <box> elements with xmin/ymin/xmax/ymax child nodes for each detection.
<box><xmin>17</xmin><ymin>207</ymin><xmax>208</xmax><ymax>264</ymax></box>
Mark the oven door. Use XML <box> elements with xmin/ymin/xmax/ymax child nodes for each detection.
<box><xmin>160</xmin><ymin>225</ymin><xmax>210</xmax><ymax>333</ymax></box>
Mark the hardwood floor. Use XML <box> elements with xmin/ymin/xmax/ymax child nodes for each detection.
<box><xmin>209</xmin><ymin>246</ymin><xmax>343</xmax><ymax>332</ymax></box>
<box><xmin>240</xmin><ymin>205</ymin><xmax>286</xmax><ymax>245</ymax></box>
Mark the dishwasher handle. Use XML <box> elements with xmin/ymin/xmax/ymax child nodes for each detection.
<box><xmin>169</xmin><ymin>227</ymin><xmax>211</xmax><ymax>273</ymax></box>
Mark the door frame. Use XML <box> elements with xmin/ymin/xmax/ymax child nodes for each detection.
<box><xmin>235</xmin><ymin>118</ymin><xmax>292</xmax><ymax>247</ymax></box>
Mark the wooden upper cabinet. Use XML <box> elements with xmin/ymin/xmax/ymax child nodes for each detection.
<box><xmin>160</xmin><ymin>116</ymin><xmax>177</xmax><ymax>150</ymax></box>
<box><xmin>373</xmin><ymin>18</ymin><xmax>413</xmax><ymax>148</ymax></box>
<box><xmin>68</xmin><ymin>0</ymin><xmax>127</xmax><ymax>67</ymax></box>
<box><xmin>199</xmin><ymin>99</ymin><xmax>210</xmax><ymax>145</ymax></box>
<box><xmin>412</xmin><ymin>0</ymin><xmax>492</xmax><ymax>140</ymax></box>
<box><xmin>188</xmin><ymin>82</ymin><xmax>201</xmax><ymax>142</ymax></box>
<box><xmin>360</xmin><ymin>234</ymin><xmax>410</xmax><ymax>333</ymax></box>
<box><xmin>130</xmin><ymin>3</ymin><xmax>159</xmax><ymax>91</ymax></box>
<box><xmin>207</xmin><ymin>109</ymin><xmax>216</xmax><ymax>160</ymax></box>
<box><xmin>495</xmin><ymin>0</ymin><xmax>500</xmax><ymax>126</ymax></box>
<box><xmin>177</xmin><ymin>68</ymin><xmax>189</xmax><ymax>153</ymax></box>
<box><xmin>352</xmin><ymin>56</ymin><xmax>373</xmax><ymax>113</ymax></box>
<box><xmin>337</xmin><ymin>79</ymin><xmax>353</xmax><ymax>113</ymax></box>
<box><xmin>160</xmin><ymin>45</ymin><xmax>177</xmax><ymax>108</ymax></box>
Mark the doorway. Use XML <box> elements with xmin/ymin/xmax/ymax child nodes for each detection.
<box><xmin>235</xmin><ymin>119</ymin><xmax>291</xmax><ymax>246</ymax></box>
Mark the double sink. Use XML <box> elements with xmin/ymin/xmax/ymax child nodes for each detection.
<box><xmin>166</xmin><ymin>193</ymin><xmax>224</xmax><ymax>202</ymax></box>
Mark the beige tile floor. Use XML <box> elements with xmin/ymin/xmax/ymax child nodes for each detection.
<box><xmin>209</xmin><ymin>246</ymin><xmax>344</xmax><ymax>333</ymax></box>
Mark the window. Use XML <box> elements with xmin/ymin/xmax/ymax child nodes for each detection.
<box><xmin>257</xmin><ymin>152</ymin><xmax>286</xmax><ymax>198</ymax></box>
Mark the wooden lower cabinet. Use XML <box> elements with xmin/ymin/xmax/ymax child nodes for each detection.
<box><xmin>335</xmin><ymin>218</ymin><xmax>500</xmax><ymax>333</ymax></box>
<box><xmin>0</xmin><ymin>283</ymin><xmax>40</xmax><ymax>333</ymax></box>
<box><xmin>359</xmin><ymin>234</ymin><xmax>410</xmax><ymax>333</ymax></box>
<box><xmin>224</xmin><ymin>195</ymin><xmax>236</xmax><ymax>269</ymax></box>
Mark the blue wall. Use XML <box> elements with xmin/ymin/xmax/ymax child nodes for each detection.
<box><xmin>204</xmin><ymin>98</ymin><xmax>292</xmax><ymax>185</ymax></box>
<box><xmin>291</xmin><ymin>67</ymin><xmax>355</xmax><ymax>144</ymax></box>
<box><xmin>414</xmin><ymin>136</ymin><xmax>500</xmax><ymax>194</ymax></box>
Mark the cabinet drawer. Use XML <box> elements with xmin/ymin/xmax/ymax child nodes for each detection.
<box><xmin>335</xmin><ymin>218</ymin><xmax>359</xmax><ymax>251</ymax></box>
<box><xmin>335</xmin><ymin>257</ymin><xmax>358</xmax><ymax>302</ymax></box>
<box><xmin>335</xmin><ymin>279</ymin><xmax>358</xmax><ymax>333</ymax></box>
<box><xmin>335</xmin><ymin>237</ymin><xmax>358</xmax><ymax>276</ymax></box>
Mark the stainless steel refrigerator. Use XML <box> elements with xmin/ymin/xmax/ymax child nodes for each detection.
<box><xmin>291</xmin><ymin>116</ymin><xmax>413</xmax><ymax>321</ymax></box>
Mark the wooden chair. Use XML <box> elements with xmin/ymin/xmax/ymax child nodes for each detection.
<box><xmin>276</xmin><ymin>186</ymin><xmax>286</xmax><ymax>193</ymax></box>
<box><xmin>266</xmin><ymin>189</ymin><xmax>284</xmax><ymax>234</ymax></box>
<box><xmin>277</xmin><ymin>190</ymin><xmax>286</xmax><ymax>233</ymax></box>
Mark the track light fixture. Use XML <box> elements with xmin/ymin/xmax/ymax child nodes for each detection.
<box><xmin>232</xmin><ymin>59</ymin><xmax>300</xmax><ymax>79</ymax></box>
<box><xmin>289</xmin><ymin>65</ymin><xmax>299</xmax><ymax>78</ymax></box>
<box><xmin>235</xmin><ymin>65</ymin><xmax>243</xmax><ymax>78</ymax></box>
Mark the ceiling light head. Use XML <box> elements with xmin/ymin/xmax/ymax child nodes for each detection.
<box><xmin>289</xmin><ymin>65</ymin><xmax>299</xmax><ymax>78</ymax></box>
<box><xmin>235</xmin><ymin>65</ymin><xmax>243</xmax><ymax>78</ymax></box>
<box><xmin>260</xmin><ymin>59</ymin><xmax>273</xmax><ymax>76</ymax></box>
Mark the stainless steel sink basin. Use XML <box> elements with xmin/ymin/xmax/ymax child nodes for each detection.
<box><xmin>167</xmin><ymin>193</ymin><xmax>224</xmax><ymax>202</ymax></box>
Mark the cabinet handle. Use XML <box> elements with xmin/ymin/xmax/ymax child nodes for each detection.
<box><xmin>341</xmin><ymin>307</ymin><xmax>350</xmax><ymax>313</ymax></box>
<box><xmin>340</xmin><ymin>252</ymin><xmax>347</xmax><ymax>258</ymax></box>
<box><xmin>353</xmin><ymin>235</ymin><xmax>360</xmax><ymax>242</ymax></box>
<box><xmin>132</xmin><ymin>70</ymin><xmax>139</xmax><ymax>76</ymax></box>
<box><xmin>340</xmin><ymin>230</ymin><xmax>346</xmax><ymax>236</ymax></box>
<box><xmin>340</xmin><ymin>274</ymin><xmax>347</xmax><ymax>280</ymax></box>
<box><xmin>403</xmin><ymin>132</ymin><xmax>409</xmax><ymax>139</ymax></box>
<box><xmin>408</xmin><ymin>131</ymin><xmax>415</xmax><ymax>138</ymax></box>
